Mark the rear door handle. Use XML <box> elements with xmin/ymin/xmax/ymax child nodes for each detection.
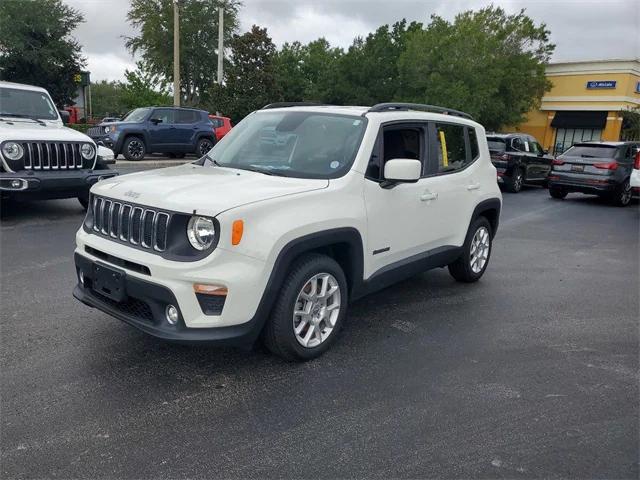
<box><xmin>421</xmin><ymin>192</ymin><xmax>438</xmax><ymax>201</ymax></box>
<box><xmin>466</xmin><ymin>183</ymin><xmax>481</xmax><ymax>191</ymax></box>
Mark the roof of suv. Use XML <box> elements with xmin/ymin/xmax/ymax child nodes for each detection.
<box><xmin>0</xmin><ymin>80</ymin><xmax>48</xmax><ymax>93</ymax></box>
<box><xmin>257</xmin><ymin>104</ymin><xmax>479</xmax><ymax>126</ymax></box>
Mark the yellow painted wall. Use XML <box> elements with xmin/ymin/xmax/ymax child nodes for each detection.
<box><xmin>513</xmin><ymin>65</ymin><xmax>640</xmax><ymax>149</ymax></box>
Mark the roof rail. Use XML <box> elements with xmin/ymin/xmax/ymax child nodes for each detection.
<box><xmin>365</xmin><ymin>103</ymin><xmax>473</xmax><ymax>120</ymax></box>
<box><xmin>261</xmin><ymin>102</ymin><xmax>326</xmax><ymax>110</ymax></box>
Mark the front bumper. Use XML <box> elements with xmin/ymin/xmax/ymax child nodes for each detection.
<box><xmin>73</xmin><ymin>253</ymin><xmax>266</xmax><ymax>346</ymax></box>
<box><xmin>89</xmin><ymin>134</ymin><xmax>120</xmax><ymax>153</ymax></box>
<box><xmin>0</xmin><ymin>169</ymin><xmax>118</xmax><ymax>200</ymax></box>
<box><xmin>548</xmin><ymin>172</ymin><xmax>618</xmax><ymax>194</ymax></box>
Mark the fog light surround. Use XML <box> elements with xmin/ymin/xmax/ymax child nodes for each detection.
<box><xmin>165</xmin><ymin>304</ymin><xmax>179</xmax><ymax>325</ymax></box>
<box><xmin>78</xmin><ymin>270</ymin><xmax>85</xmax><ymax>286</ymax></box>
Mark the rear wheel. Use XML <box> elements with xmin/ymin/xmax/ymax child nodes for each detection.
<box><xmin>263</xmin><ymin>253</ymin><xmax>348</xmax><ymax>361</ymax></box>
<box><xmin>196</xmin><ymin>138</ymin><xmax>214</xmax><ymax>156</ymax></box>
<box><xmin>448</xmin><ymin>217</ymin><xmax>492</xmax><ymax>283</ymax></box>
<box><xmin>610</xmin><ymin>179</ymin><xmax>632</xmax><ymax>207</ymax></box>
<box><xmin>549</xmin><ymin>186</ymin><xmax>568</xmax><ymax>199</ymax></box>
<box><xmin>504</xmin><ymin>168</ymin><xmax>524</xmax><ymax>193</ymax></box>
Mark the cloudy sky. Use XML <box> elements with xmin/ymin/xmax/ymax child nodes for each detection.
<box><xmin>67</xmin><ymin>0</ymin><xmax>640</xmax><ymax>82</ymax></box>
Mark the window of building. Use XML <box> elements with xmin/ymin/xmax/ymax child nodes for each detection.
<box><xmin>554</xmin><ymin>128</ymin><xmax>602</xmax><ymax>155</ymax></box>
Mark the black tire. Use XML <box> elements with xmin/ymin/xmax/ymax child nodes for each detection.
<box><xmin>122</xmin><ymin>136</ymin><xmax>146</xmax><ymax>161</ymax></box>
<box><xmin>504</xmin><ymin>168</ymin><xmax>524</xmax><ymax>193</ymax></box>
<box><xmin>448</xmin><ymin>216</ymin><xmax>493</xmax><ymax>283</ymax></box>
<box><xmin>549</xmin><ymin>186</ymin><xmax>568</xmax><ymax>199</ymax></box>
<box><xmin>610</xmin><ymin>178</ymin><xmax>632</xmax><ymax>207</ymax></box>
<box><xmin>262</xmin><ymin>253</ymin><xmax>348</xmax><ymax>362</ymax></box>
<box><xmin>196</xmin><ymin>138</ymin><xmax>214</xmax><ymax>157</ymax></box>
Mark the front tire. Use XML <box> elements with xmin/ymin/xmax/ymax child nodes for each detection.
<box><xmin>448</xmin><ymin>217</ymin><xmax>492</xmax><ymax>283</ymax></box>
<box><xmin>122</xmin><ymin>137</ymin><xmax>146</xmax><ymax>161</ymax></box>
<box><xmin>263</xmin><ymin>253</ymin><xmax>348</xmax><ymax>361</ymax></box>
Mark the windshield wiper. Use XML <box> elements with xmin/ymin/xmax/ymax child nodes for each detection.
<box><xmin>241</xmin><ymin>166</ymin><xmax>276</xmax><ymax>176</ymax></box>
<box><xmin>0</xmin><ymin>113</ymin><xmax>46</xmax><ymax>126</ymax></box>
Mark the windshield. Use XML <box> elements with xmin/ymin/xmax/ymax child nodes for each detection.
<box><xmin>200</xmin><ymin>111</ymin><xmax>367</xmax><ymax>179</ymax></box>
<box><xmin>562</xmin><ymin>145</ymin><xmax>617</xmax><ymax>158</ymax></box>
<box><xmin>0</xmin><ymin>87</ymin><xmax>59</xmax><ymax>120</ymax></box>
<box><xmin>486</xmin><ymin>137</ymin><xmax>506</xmax><ymax>151</ymax></box>
<box><xmin>122</xmin><ymin>108</ymin><xmax>151</xmax><ymax>123</ymax></box>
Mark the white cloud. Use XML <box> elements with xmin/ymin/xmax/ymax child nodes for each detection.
<box><xmin>85</xmin><ymin>53</ymin><xmax>136</xmax><ymax>83</ymax></box>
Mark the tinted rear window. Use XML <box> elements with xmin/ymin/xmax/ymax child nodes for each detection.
<box><xmin>562</xmin><ymin>145</ymin><xmax>617</xmax><ymax>158</ymax></box>
<box><xmin>487</xmin><ymin>137</ymin><xmax>506</xmax><ymax>151</ymax></box>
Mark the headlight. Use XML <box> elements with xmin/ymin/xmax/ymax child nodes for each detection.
<box><xmin>104</xmin><ymin>125</ymin><xmax>117</xmax><ymax>134</ymax></box>
<box><xmin>187</xmin><ymin>216</ymin><xmax>216</xmax><ymax>250</ymax></box>
<box><xmin>80</xmin><ymin>143</ymin><xmax>95</xmax><ymax>160</ymax></box>
<box><xmin>2</xmin><ymin>142</ymin><xmax>24</xmax><ymax>161</ymax></box>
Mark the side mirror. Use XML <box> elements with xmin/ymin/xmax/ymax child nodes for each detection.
<box><xmin>150</xmin><ymin>118</ymin><xmax>163</xmax><ymax>125</ymax></box>
<box><xmin>59</xmin><ymin>110</ymin><xmax>70</xmax><ymax>125</ymax></box>
<box><xmin>382</xmin><ymin>159</ymin><xmax>421</xmax><ymax>188</ymax></box>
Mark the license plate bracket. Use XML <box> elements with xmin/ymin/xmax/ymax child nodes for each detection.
<box><xmin>571</xmin><ymin>164</ymin><xmax>584</xmax><ymax>172</ymax></box>
<box><xmin>92</xmin><ymin>262</ymin><xmax>127</xmax><ymax>302</ymax></box>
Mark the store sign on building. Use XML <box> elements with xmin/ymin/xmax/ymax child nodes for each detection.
<box><xmin>586</xmin><ymin>80</ymin><xmax>617</xmax><ymax>89</ymax></box>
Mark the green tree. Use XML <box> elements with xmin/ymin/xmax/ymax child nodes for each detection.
<box><xmin>335</xmin><ymin>20</ymin><xmax>422</xmax><ymax>105</ymax></box>
<box><xmin>621</xmin><ymin>108</ymin><xmax>640</xmax><ymax>141</ymax></box>
<box><xmin>300</xmin><ymin>39</ymin><xmax>343</xmax><ymax>103</ymax></box>
<box><xmin>126</xmin><ymin>0</ymin><xmax>240</xmax><ymax>106</ymax></box>
<box><xmin>273</xmin><ymin>42</ymin><xmax>307</xmax><ymax>102</ymax></box>
<box><xmin>212</xmin><ymin>25</ymin><xmax>281</xmax><ymax>122</ymax></box>
<box><xmin>397</xmin><ymin>6</ymin><xmax>554</xmax><ymax>130</ymax></box>
<box><xmin>0</xmin><ymin>0</ymin><xmax>86</xmax><ymax>106</ymax></box>
<box><xmin>91</xmin><ymin>81</ymin><xmax>129</xmax><ymax>118</ymax></box>
<box><xmin>121</xmin><ymin>62</ymin><xmax>172</xmax><ymax>110</ymax></box>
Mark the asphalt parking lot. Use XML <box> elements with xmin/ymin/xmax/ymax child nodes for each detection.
<box><xmin>1</xmin><ymin>182</ymin><xmax>638</xmax><ymax>478</ymax></box>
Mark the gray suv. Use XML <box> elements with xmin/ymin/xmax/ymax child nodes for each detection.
<box><xmin>548</xmin><ymin>141</ymin><xmax>640</xmax><ymax>206</ymax></box>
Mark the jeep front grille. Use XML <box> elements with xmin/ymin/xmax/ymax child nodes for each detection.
<box><xmin>91</xmin><ymin>196</ymin><xmax>170</xmax><ymax>252</ymax></box>
<box><xmin>20</xmin><ymin>142</ymin><xmax>90</xmax><ymax>170</ymax></box>
<box><xmin>87</xmin><ymin>126</ymin><xmax>103</xmax><ymax>137</ymax></box>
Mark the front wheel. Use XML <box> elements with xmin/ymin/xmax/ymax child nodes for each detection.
<box><xmin>263</xmin><ymin>253</ymin><xmax>348</xmax><ymax>361</ymax></box>
<box><xmin>122</xmin><ymin>137</ymin><xmax>146</xmax><ymax>161</ymax></box>
<box><xmin>448</xmin><ymin>217</ymin><xmax>492</xmax><ymax>283</ymax></box>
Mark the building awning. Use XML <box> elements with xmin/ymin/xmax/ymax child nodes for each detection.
<box><xmin>550</xmin><ymin>111</ymin><xmax>608</xmax><ymax>129</ymax></box>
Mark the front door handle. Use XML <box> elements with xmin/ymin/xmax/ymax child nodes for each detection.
<box><xmin>421</xmin><ymin>192</ymin><xmax>438</xmax><ymax>201</ymax></box>
<box><xmin>466</xmin><ymin>183</ymin><xmax>481</xmax><ymax>191</ymax></box>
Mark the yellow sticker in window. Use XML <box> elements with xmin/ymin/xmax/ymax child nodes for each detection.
<box><xmin>439</xmin><ymin>131</ymin><xmax>448</xmax><ymax>167</ymax></box>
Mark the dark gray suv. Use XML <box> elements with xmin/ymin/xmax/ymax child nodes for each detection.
<box><xmin>548</xmin><ymin>141</ymin><xmax>640</xmax><ymax>206</ymax></box>
<box><xmin>87</xmin><ymin>107</ymin><xmax>216</xmax><ymax>161</ymax></box>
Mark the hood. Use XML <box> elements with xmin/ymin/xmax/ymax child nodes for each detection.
<box><xmin>91</xmin><ymin>163</ymin><xmax>329</xmax><ymax>216</ymax></box>
<box><xmin>0</xmin><ymin>120</ymin><xmax>93</xmax><ymax>143</ymax></box>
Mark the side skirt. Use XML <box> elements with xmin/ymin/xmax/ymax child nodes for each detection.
<box><xmin>352</xmin><ymin>245</ymin><xmax>462</xmax><ymax>301</ymax></box>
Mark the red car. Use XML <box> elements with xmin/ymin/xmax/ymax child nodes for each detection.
<box><xmin>208</xmin><ymin>115</ymin><xmax>232</xmax><ymax>141</ymax></box>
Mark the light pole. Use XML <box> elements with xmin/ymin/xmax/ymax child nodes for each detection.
<box><xmin>217</xmin><ymin>3</ymin><xmax>224</xmax><ymax>85</ymax></box>
<box><xmin>173</xmin><ymin>0</ymin><xmax>180</xmax><ymax>106</ymax></box>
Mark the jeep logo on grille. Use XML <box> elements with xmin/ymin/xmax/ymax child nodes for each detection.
<box><xmin>124</xmin><ymin>190</ymin><xmax>140</xmax><ymax>199</ymax></box>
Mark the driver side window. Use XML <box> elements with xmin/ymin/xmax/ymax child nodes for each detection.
<box><xmin>152</xmin><ymin>109</ymin><xmax>174</xmax><ymax>124</ymax></box>
<box><xmin>366</xmin><ymin>125</ymin><xmax>425</xmax><ymax>180</ymax></box>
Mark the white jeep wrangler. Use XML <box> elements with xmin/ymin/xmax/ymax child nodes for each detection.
<box><xmin>0</xmin><ymin>81</ymin><xmax>117</xmax><ymax>207</ymax></box>
<box><xmin>73</xmin><ymin>102</ymin><xmax>502</xmax><ymax>361</ymax></box>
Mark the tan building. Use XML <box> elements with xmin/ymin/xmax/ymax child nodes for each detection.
<box><xmin>514</xmin><ymin>59</ymin><xmax>640</xmax><ymax>154</ymax></box>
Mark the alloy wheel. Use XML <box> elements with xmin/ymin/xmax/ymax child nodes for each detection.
<box><xmin>620</xmin><ymin>181</ymin><xmax>632</xmax><ymax>206</ymax></box>
<box><xmin>293</xmin><ymin>273</ymin><xmax>341</xmax><ymax>348</ymax></box>
<box><xmin>199</xmin><ymin>140</ymin><xmax>213</xmax><ymax>155</ymax></box>
<box><xmin>127</xmin><ymin>140</ymin><xmax>144</xmax><ymax>159</ymax></box>
<box><xmin>470</xmin><ymin>226</ymin><xmax>490</xmax><ymax>274</ymax></box>
<box><xmin>513</xmin><ymin>172</ymin><xmax>523</xmax><ymax>191</ymax></box>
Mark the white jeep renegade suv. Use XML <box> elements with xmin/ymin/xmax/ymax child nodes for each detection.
<box><xmin>73</xmin><ymin>103</ymin><xmax>502</xmax><ymax>361</ymax></box>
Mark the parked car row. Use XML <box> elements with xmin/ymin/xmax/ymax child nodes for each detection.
<box><xmin>487</xmin><ymin>130</ymin><xmax>639</xmax><ymax>207</ymax></box>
